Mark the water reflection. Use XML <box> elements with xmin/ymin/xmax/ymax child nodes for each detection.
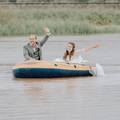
<box><xmin>13</xmin><ymin>77</ymin><xmax>100</xmax><ymax>103</ymax></box>
<box><xmin>15</xmin><ymin>78</ymin><xmax>78</xmax><ymax>101</ymax></box>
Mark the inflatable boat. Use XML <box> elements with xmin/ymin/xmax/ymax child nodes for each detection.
<box><xmin>13</xmin><ymin>60</ymin><xmax>96</xmax><ymax>78</ymax></box>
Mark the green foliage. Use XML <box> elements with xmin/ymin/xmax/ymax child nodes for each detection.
<box><xmin>0</xmin><ymin>8</ymin><xmax>120</xmax><ymax>36</ymax></box>
<box><xmin>9</xmin><ymin>0</ymin><xmax>17</xmax><ymax>2</ymax></box>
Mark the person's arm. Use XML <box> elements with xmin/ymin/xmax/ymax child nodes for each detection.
<box><xmin>40</xmin><ymin>35</ymin><xmax>50</xmax><ymax>47</ymax></box>
<box><xmin>75</xmin><ymin>44</ymin><xmax>100</xmax><ymax>55</ymax></box>
<box><xmin>23</xmin><ymin>46</ymin><xmax>33</xmax><ymax>60</ymax></box>
<box><xmin>75</xmin><ymin>48</ymin><xmax>85</xmax><ymax>53</ymax></box>
<box><xmin>40</xmin><ymin>27</ymin><xmax>51</xmax><ymax>46</ymax></box>
<box><xmin>83</xmin><ymin>44</ymin><xmax>100</xmax><ymax>52</ymax></box>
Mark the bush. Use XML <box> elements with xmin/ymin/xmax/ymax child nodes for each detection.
<box><xmin>0</xmin><ymin>7</ymin><xmax>120</xmax><ymax>36</ymax></box>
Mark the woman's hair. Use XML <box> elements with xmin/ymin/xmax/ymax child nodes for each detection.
<box><xmin>63</xmin><ymin>42</ymin><xmax>75</xmax><ymax>61</ymax></box>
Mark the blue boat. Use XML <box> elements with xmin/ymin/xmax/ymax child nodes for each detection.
<box><xmin>13</xmin><ymin>60</ymin><xmax>96</xmax><ymax>78</ymax></box>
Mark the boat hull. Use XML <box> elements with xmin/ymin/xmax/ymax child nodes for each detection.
<box><xmin>13</xmin><ymin>61</ymin><xmax>95</xmax><ymax>78</ymax></box>
<box><xmin>13</xmin><ymin>68</ymin><xmax>93</xmax><ymax>78</ymax></box>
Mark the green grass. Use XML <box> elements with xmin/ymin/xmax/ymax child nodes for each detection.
<box><xmin>0</xmin><ymin>7</ymin><xmax>120</xmax><ymax>36</ymax></box>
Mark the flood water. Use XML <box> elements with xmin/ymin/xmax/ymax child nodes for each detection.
<box><xmin>0</xmin><ymin>34</ymin><xmax>120</xmax><ymax>120</ymax></box>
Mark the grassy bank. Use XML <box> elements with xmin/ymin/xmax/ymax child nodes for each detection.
<box><xmin>0</xmin><ymin>7</ymin><xmax>120</xmax><ymax>36</ymax></box>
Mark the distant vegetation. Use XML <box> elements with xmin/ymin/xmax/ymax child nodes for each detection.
<box><xmin>0</xmin><ymin>7</ymin><xmax>120</xmax><ymax>36</ymax></box>
<box><xmin>0</xmin><ymin>0</ymin><xmax>120</xmax><ymax>36</ymax></box>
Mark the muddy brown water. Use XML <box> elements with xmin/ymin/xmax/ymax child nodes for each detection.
<box><xmin>0</xmin><ymin>34</ymin><xmax>120</xmax><ymax>120</ymax></box>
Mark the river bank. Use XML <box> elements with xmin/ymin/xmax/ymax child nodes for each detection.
<box><xmin>0</xmin><ymin>7</ymin><xmax>120</xmax><ymax>36</ymax></box>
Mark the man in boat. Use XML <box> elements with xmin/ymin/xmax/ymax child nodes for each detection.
<box><xmin>23</xmin><ymin>27</ymin><xmax>51</xmax><ymax>60</ymax></box>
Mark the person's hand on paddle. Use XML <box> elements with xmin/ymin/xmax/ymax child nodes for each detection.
<box><xmin>43</xmin><ymin>27</ymin><xmax>51</xmax><ymax>36</ymax></box>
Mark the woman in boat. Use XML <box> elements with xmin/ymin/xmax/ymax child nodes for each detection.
<box><xmin>63</xmin><ymin>42</ymin><xmax>76</xmax><ymax>61</ymax></box>
<box><xmin>63</xmin><ymin>42</ymin><xmax>100</xmax><ymax>62</ymax></box>
<box><xmin>23</xmin><ymin>27</ymin><xmax>51</xmax><ymax>60</ymax></box>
